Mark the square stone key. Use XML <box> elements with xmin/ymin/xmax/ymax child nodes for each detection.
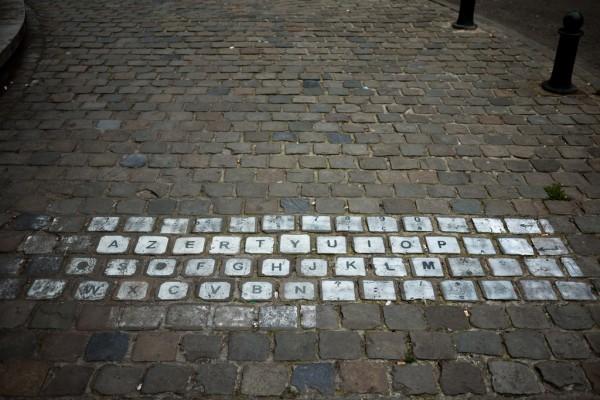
<box><xmin>88</xmin><ymin>217</ymin><xmax>119</xmax><ymax>232</ymax></box>
<box><xmin>184</xmin><ymin>259</ymin><xmax>215</xmax><ymax>276</ymax></box>
<box><xmin>335</xmin><ymin>257</ymin><xmax>366</xmax><ymax>276</ymax></box>
<box><xmin>105</xmin><ymin>259</ymin><xmax>138</xmax><ymax>276</ymax></box>
<box><xmin>280</xmin><ymin>234</ymin><xmax>310</xmax><ymax>254</ymax></box>
<box><xmin>160</xmin><ymin>218</ymin><xmax>189</xmax><ymax>234</ymax></box>
<box><xmin>224</xmin><ymin>258</ymin><xmax>252</xmax><ymax>276</ymax></box>
<box><xmin>361</xmin><ymin>280</ymin><xmax>396</xmax><ymax>300</ymax></box>
<box><xmin>194</xmin><ymin>218</ymin><xmax>222</xmax><ymax>233</ymax></box>
<box><xmin>463</xmin><ymin>237</ymin><xmax>496</xmax><ymax>255</ymax></box>
<box><xmin>283</xmin><ymin>282</ymin><xmax>315</xmax><ymax>300</ymax></box>
<box><xmin>66</xmin><ymin>257</ymin><xmax>97</xmax><ymax>275</ymax></box>
<box><xmin>505</xmin><ymin>218</ymin><xmax>541</xmax><ymax>234</ymax></box>
<box><xmin>198</xmin><ymin>281</ymin><xmax>232</xmax><ymax>301</ymax></box>
<box><xmin>27</xmin><ymin>279</ymin><xmax>66</xmax><ymax>299</ymax></box>
<box><xmin>245</xmin><ymin>237</ymin><xmax>275</xmax><ymax>254</ymax></box>
<box><xmin>261</xmin><ymin>259</ymin><xmax>290</xmax><ymax>276</ymax></box>
<box><xmin>158</xmin><ymin>282</ymin><xmax>189</xmax><ymax>300</ymax></box>
<box><xmin>209</xmin><ymin>236</ymin><xmax>241</xmax><ymax>255</ymax></box>
<box><xmin>389</xmin><ymin>236</ymin><xmax>422</xmax><ymax>254</ymax></box>
<box><xmin>241</xmin><ymin>282</ymin><xmax>273</xmax><ymax>300</ymax></box>
<box><xmin>321</xmin><ymin>280</ymin><xmax>356</xmax><ymax>301</ymax></box>
<box><xmin>437</xmin><ymin>217</ymin><xmax>469</xmax><ymax>233</ymax></box>
<box><xmin>556</xmin><ymin>282</ymin><xmax>596</xmax><ymax>301</ymax></box>
<box><xmin>426</xmin><ymin>236</ymin><xmax>460</xmax><ymax>254</ymax></box>
<box><xmin>441</xmin><ymin>280</ymin><xmax>478</xmax><ymax>301</ymax></box>
<box><xmin>229</xmin><ymin>217</ymin><xmax>256</xmax><ymax>233</ymax></box>
<box><xmin>317</xmin><ymin>236</ymin><xmax>346</xmax><ymax>254</ymax></box>
<box><xmin>561</xmin><ymin>257</ymin><xmax>583</xmax><ymax>277</ymax></box>
<box><xmin>335</xmin><ymin>216</ymin><xmax>363</xmax><ymax>232</ymax></box>
<box><xmin>97</xmin><ymin>236</ymin><xmax>130</xmax><ymax>254</ymax></box>
<box><xmin>135</xmin><ymin>236</ymin><xmax>168</xmax><ymax>255</ymax></box>
<box><xmin>124</xmin><ymin>217</ymin><xmax>155</xmax><ymax>232</ymax></box>
<box><xmin>366</xmin><ymin>216</ymin><xmax>398</xmax><ymax>232</ymax></box>
<box><xmin>525</xmin><ymin>258</ymin><xmax>563</xmax><ymax>277</ymax></box>
<box><xmin>531</xmin><ymin>238</ymin><xmax>569</xmax><ymax>256</ymax></box>
<box><xmin>498</xmin><ymin>238</ymin><xmax>534</xmax><ymax>256</ymax></box>
<box><xmin>298</xmin><ymin>259</ymin><xmax>328</xmax><ymax>276</ymax></box>
<box><xmin>520</xmin><ymin>280</ymin><xmax>557</xmax><ymax>301</ymax></box>
<box><xmin>402</xmin><ymin>280</ymin><xmax>435</xmax><ymax>301</ymax></box>
<box><xmin>147</xmin><ymin>259</ymin><xmax>176</xmax><ymax>276</ymax></box>
<box><xmin>373</xmin><ymin>257</ymin><xmax>407</xmax><ymax>277</ymax></box>
<box><xmin>488</xmin><ymin>258</ymin><xmax>523</xmax><ymax>276</ymax></box>
<box><xmin>302</xmin><ymin>216</ymin><xmax>332</xmax><ymax>232</ymax></box>
<box><xmin>412</xmin><ymin>257</ymin><xmax>444</xmax><ymax>277</ymax></box>
<box><xmin>75</xmin><ymin>281</ymin><xmax>110</xmax><ymax>300</ymax></box>
<box><xmin>353</xmin><ymin>237</ymin><xmax>385</xmax><ymax>253</ymax></box>
<box><xmin>402</xmin><ymin>216</ymin><xmax>432</xmax><ymax>232</ymax></box>
<box><xmin>480</xmin><ymin>281</ymin><xmax>518</xmax><ymax>300</ymax></box>
<box><xmin>116</xmin><ymin>281</ymin><xmax>149</xmax><ymax>300</ymax></box>
<box><xmin>263</xmin><ymin>215</ymin><xmax>295</xmax><ymax>232</ymax></box>
<box><xmin>472</xmin><ymin>218</ymin><xmax>506</xmax><ymax>233</ymax></box>
<box><xmin>448</xmin><ymin>258</ymin><xmax>485</xmax><ymax>277</ymax></box>
<box><xmin>173</xmin><ymin>237</ymin><xmax>205</xmax><ymax>255</ymax></box>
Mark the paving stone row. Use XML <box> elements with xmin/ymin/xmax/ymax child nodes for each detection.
<box><xmin>1</xmin><ymin>302</ymin><xmax>599</xmax><ymax>397</ymax></box>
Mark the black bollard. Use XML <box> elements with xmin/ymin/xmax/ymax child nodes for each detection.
<box><xmin>452</xmin><ymin>0</ymin><xmax>477</xmax><ymax>30</ymax></box>
<box><xmin>542</xmin><ymin>11</ymin><xmax>584</xmax><ymax>94</ymax></box>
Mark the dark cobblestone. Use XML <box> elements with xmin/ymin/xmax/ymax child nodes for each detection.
<box><xmin>196</xmin><ymin>363</ymin><xmax>237</xmax><ymax>395</ymax></box>
<box><xmin>392</xmin><ymin>364</ymin><xmax>438</xmax><ymax>395</ymax></box>
<box><xmin>274</xmin><ymin>332</ymin><xmax>317</xmax><ymax>361</ymax></box>
<box><xmin>440</xmin><ymin>361</ymin><xmax>486</xmax><ymax>395</ymax></box>
<box><xmin>489</xmin><ymin>361</ymin><xmax>542</xmax><ymax>394</ymax></box>
<box><xmin>319</xmin><ymin>331</ymin><xmax>362</xmax><ymax>359</ymax></box>
<box><xmin>229</xmin><ymin>332</ymin><xmax>270</xmax><ymax>361</ymax></box>
<box><xmin>504</xmin><ymin>331</ymin><xmax>551</xmax><ymax>359</ymax></box>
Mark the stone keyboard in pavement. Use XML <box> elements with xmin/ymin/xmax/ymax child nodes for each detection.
<box><xmin>2</xmin><ymin>214</ymin><xmax>597</xmax><ymax>304</ymax></box>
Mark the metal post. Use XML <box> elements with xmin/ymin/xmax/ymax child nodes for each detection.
<box><xmin>542</xmin><ymin>11</ymin><xmax>584</xmax><ymax>94</ymax></box>
<box><xmin>452</xmin><ymin>0</ymin><xmax>477</xmax><ymax>30</ymax></box>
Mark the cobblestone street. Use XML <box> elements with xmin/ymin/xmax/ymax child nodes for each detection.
<box><xmin>0</xmin><ymin>0</ymin><xmax>599</xmax><ymax>397</ymax></box>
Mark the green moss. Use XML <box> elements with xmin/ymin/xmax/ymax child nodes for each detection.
<box><xmin>544</xmin><ymin>183</ymin><xmax>569</xmax><ymax>201</ymax></box>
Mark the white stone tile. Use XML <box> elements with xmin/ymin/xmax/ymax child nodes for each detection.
<box><xmin>437</xmin><ymin>217</ymin><xmax>469</xmax><ymax>233</ymax></box>
<box><xmin>198</xmin><ymin>281</ymin><xmax>232</xmax><ymax>300</ymax></box>
<box><xmin>245</xmin><ymin>236</ymin><xmax>275</xmax><ymax>254</ymax></box>
<box><xmin>173</xmin><ymin>237</ymin><xmax>205</xmax><ymax>255</ymax></box>
<box><xmin>539</xmin><ymin>219</ymin><xmax>555</xmax><ymax>234</ymax></box>
<box><xmin>75</xmin><ymin>281</ymin><xmax>110</xmax><ymax>300</ymax></box>
<box><xmin>366</xmin><ymin>216</ymin><xmax>398</xmax><ymax>232</ymax></box>
<box><xmin>241</xmin><ymin>281</ymin><xmax>273</xmax><ymax>300</ymax></box>
<box><xmin>224</xmin><ymin>258</ymin><xmax>252</xmax><ymax>276</ymax></box>
<box><xmin>505</xmin><ymin>218</ymin><xmax>541</xmax><ymax>234</ymax></box>
<box><xmin>262</xmin><ymin>215</ymin><xmax>295</xmax><ymax>232</ymax></box>
<box><xmin>301</xmin><ymin>305</ymin><xmax>316</xmax><ymax>328</ymax></box>
<box><xmin>335</xmin><ymin>257</ymin><xmax>366</xmax><ymax>276</ymax></box>
<box><xmin>411</xmin><ymin>257</ymin><xmax>444</xmax><ymax>277</ymax></box>
<box><xmin>321</xmin><ymin>280</ymin><xmax>356</xmax><ymax>301</ymax></box>
<box><xmin>88</xmin><ymin>217</ymin><xmax>119</xmax><ymax>232</ymax></box>
<box><xmin>302</xmin><ymin>216</ymin><xmax>332</xmax><ymax>232</ymax></box>
<box><xmin>160</xmin><ymin>218</ymin><xmax>189</xmax><ymax>234</ymax></box>
<box><xmin>373</xmin><ymin>257</ymin><xmax>407</xmax><ymax>277</ymax></box>
<box><xmin>209</xmin><ymin>236</ymin><xmax>241</xmax><ymax>254</ymax></box>
<box><xmin>448</xmin><ymin>257</ymin><xmax>485</xmax><ymax>277</ymax></box>
<box><xmin>194</xmin><ymin>218</ymin><xmax>223</xmax><ymax>233</ymax></box>
<box><xmin>335</xmin><ymin>216</ymin><xmax>364</xmax><ymax>232</ymax></box>
<box><xmin>298</xmin><ymin>259</ymin><xmax>328</xmax><ymax>276</ymax></box>
<box><xmin>105</xmin><ymin>259</ymin><xmax>138</xmax><ymax>276</ymax></box>
<box><xmin>561</xmin><ymin>257</ymin><xmax>584</xmax><ymax>277</ymax></box>
<box><xmin>525</xmin><ymin>258</ymin><xmax>564</xmax><ymax>277</ymax></box>
<box><xmin>488</xmin><ymin>258</ymin><xmax>523</xmax><ymax>276</ymax></box>
<box><xmin>184</xmin><ymin>259</ymin><xmax>216</xmax><ymax>276</ymax></box>
<box><xmin>389</xmin><ymin>236</ymin><xmax>423</xmax><ymax>254</ymax></box>
<box><xmin>97</xmin><ymin>235</ymin><xmax>130</xmax><ymax>254</ymax></box>
<box><xmin>146</xmin><ymin>259</ymin><xmax>177</xmax><ymax>276</ymax></box>
<box><xmin>361</xmin><ymin>280</ymin><xmax>396</xmax><ymax>300</ymax></box>
<box><xmin>402</xmin><ymin>216</ymin><xmax>433</xmax><ymax>232</ymax></box>
<box><xmin>520</xmin><ymin>280</ymin><xmax>557</xmax><ymax>300</ymax></box>
<box><xmin>27</xmin><ymin>279</ymin><xmax>66</xmax><ymax>299</ymax></box>
<box><xmin>158</xmin><ymin>281</ymin><xmax>189</xmax><ymax>300</ymax></box>
<box><xmin>259</xmin><ymin>306</ymin><xmax>298</xmax><ymax>329</ymax></box>
<box><xmin>116</xmin><ymin>281</ymin><xmax>148</xmax><ymax>300</ymax></box>
<box><xmin>229</xmin><ymin>217</ymin><xmax>256</xmax><ymax>233</ymax></box>
<box><xmin>531</xmin><ymin>237</ymin><xmax>569</xmax><ymax>256</ymax></box>
<box><xmin>441</xmin><ymin>280</ymin><xmax>478</xmax><ymax>301</ymax></box>
<box><xmin>283</xmin><ymin>282</ymin><xmax>315</xmax><ymax>300</ymax></box>
<box><xmin>556</xmin><ymin>282</ymin><xmax>596</xmax><ymax>301</ymax></box>
<box><xmin>124</xmin><ymin>216</ymin><xmax>155</xmax><ymax>232</ymax></box>
<box><xmin>317</xmin><ymin>236</ymin><xmax>347</xmax><ymax>254</ymax></box>
<box><xmin>66</xmin><ymin>257</ymin><xmax>97</xmax><ymax>275</ymax></box>
<box><xmin>472</xmin><ymin>218</ymin><xmax>506</xmax><ymax>233</ymax></box>
<box><xmin>402</xmin><ymin>280</ymin><xmax>435</xmax><ymax>300</ymax></box>
<box><xmin>498</xmin><ymin>238</ymin><xmax>534</xmax><ymax>255</ymax></box>
<box><xmin>481</xmin><ymin>280</ymin><xmax>518</xmax><ymax>300</ymax></box>
<box><xmin>426</xmin><ymin>236</ymin><xmax>460</xmax><ymax>254</ymax></box>
<box><xmin>134</xmin><ymin>236</ymin><xmax>168</xmax><ymax>255</ymax></box>
<box><xmin>463</xmin><ymin>237</ymin><xmax>496</xmax><ymax>255</ymax></box>
<box><xmin>353</xmin><ymin>236</ymin><xmax>385</xmax><ymax>253</ymax></box>
<box><xmin>261</xmin><ymin>258</ymin><xmax>290</xmax><ymax>276</ymax></box>
<box><xmin>280</xmin><ymin>234</ymin><xmax>310</xmax><ymax>254</ymax></box>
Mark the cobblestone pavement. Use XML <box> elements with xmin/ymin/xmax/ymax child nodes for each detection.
<box><xmin>0</xmin><ymin>0</ymin><xmax>599</xmax><ymax>397</ymax></box>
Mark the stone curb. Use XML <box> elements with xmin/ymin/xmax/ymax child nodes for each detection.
<box><xmin>0</xmin><ymin>0</ymin><xmax>26</xmax><ymax>70</ymax></box>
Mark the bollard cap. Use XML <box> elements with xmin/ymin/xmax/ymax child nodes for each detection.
<box><xmin>563</xmin><ymin>10</ymin><xmax>584</xmax><ymax>33</ymax></box>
